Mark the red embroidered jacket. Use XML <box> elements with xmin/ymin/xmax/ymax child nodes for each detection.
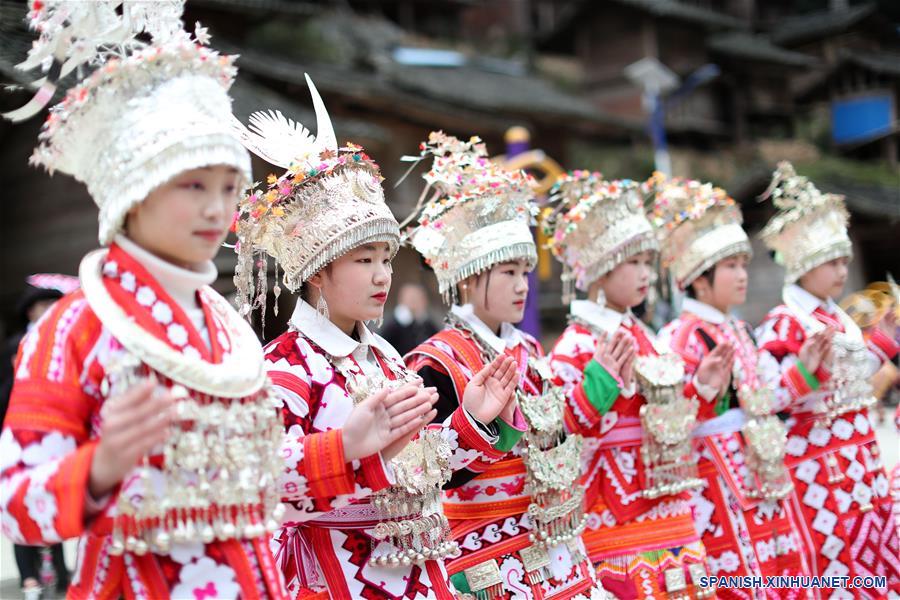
<box><xmin>755</xmin><ymin>297</ymin><xmax>898</xmax><ymax>467</ymax></box>
<box><xmin>548</xmin><ymin>302</ymin><xmax>703</xmax><ymax>564</ymax></box>
<box><xmin>265</xmin><ymin>302</ymin><xmax>503</xmax><ymax>599</ymax></box>
<box><xmin>550</xmin><ymin>318</ymin><xmax>701</xmax><ymax>520</ymax></box>
<box><xmin>659</xmin><ymin>301</ymin><xmax>784</xmax><ymax>510</ymax></box>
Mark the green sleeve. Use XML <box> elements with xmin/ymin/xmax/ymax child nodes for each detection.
<box><xmin>450</xmin><ymin>572</ymin><xmax>471</xmax><ymax>594</ymax></box>
<box><xmin>492</xmin><ymin>416</ymin><xmax>525</xmax><ymax>452</ymax></box>
<box><xmin>581</xmin><ymin>359</ymin><xmax>621</xmax><ymax>416</ymax></box>
<box><xmin>714</xmin><ymin>389</ymin><xmax>732</xmax><ymax>416</ymax></box>
<box><xmin>796</xmin><ymin>361</ymin><xmax>821</xmax><ymax>391</ymax></box>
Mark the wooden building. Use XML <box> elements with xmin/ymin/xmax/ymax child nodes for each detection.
<box><xmin>0</xmin><ymin>0</ymin><xmax>636</xmax><ymax>338</ymax></box>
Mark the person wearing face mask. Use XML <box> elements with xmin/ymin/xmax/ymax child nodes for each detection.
<box><xmin>0</xmin><ymin>2</ymin><xmax>292</xmax><ymax>597</ymax></box>
<box><xmin>233</xmin><ymin>96</ymin><xmax>518</xmax><ymax>599</ymax></box>
<box><xmin>754</xmin><ymin>163</ymin><xmax>899</xmax><ymax>598</ymax></box>
<box><xmin>404</xmin><ymin>135</ymin><xmax>609</xmax><ymax>600</ymax></box>
<box><xmin>545</xmin><ymin>171</ymin><xmax>727</xmax><ymax>599</ymax></box>
<box><xmin>652</xmin><ymin>176</ymin><xmax>810</xmax><ymax>598</ymax></box>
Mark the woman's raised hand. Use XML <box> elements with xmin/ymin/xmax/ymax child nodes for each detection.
<box><xmin>463</xmin><ymin>355</ymin><xmax>519</xmax><ymax>424</ymax></box>
<box><xmin>90</xmin><ymin>378</ymin><xmax>175</xmax><ymax>498</ymax></box>
<box><xmin>342</xmin><ymin>384</ymin><xmax>437</xmax><ymax>462</ymax></box>
<box><xmin>798</xmin><ymin>328</ymin><xmax>834</xmax><ymax>375</ymax></box>
<box><xmin>696</xmin><ymin>341</ymin><xmax>736</xmax><ymax>397</ymax></box>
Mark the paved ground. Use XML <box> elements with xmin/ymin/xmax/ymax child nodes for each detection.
<box><xmin>1</xmin><ymin>416</ymin><xmax>897</xmax><ymax>598</ymax></box>
<box><xmin>0</xmin><ymin>541</ymin><xmax>76</xmax><ymax>599</ymax></box>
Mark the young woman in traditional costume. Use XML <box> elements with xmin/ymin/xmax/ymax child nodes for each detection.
<box><xmin>545</xmin><ymin>171</ymin><xmax>722</xmax><ymax>598</ymax></box>
<box><xmin>405</xmin><ymin>135</ymin><xmax>609</xmax><ymax>600</ymax></box>
<box><xmin>232</xmin><ymin>96</ymin><xmax>520</xmax><ymax>598</ymax></box>
<box><xmin>0</xmin><ymin>1</ymin><xmax>290</xmax><ymax>597</ymax></box>
<box><xmin>754</xmin><ymin>163</ymin><xmax>899</xmax><ymax>598</ymax></box>
<box><xmin>651</xmin><ymin>176</ymin><xmax>811</xmax><ymax>597</ymax></box>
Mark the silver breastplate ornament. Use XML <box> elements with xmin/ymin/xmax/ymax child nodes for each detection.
<box><xmin>81</xmin><ymin>250</ymin><xmax>285</xmax><ymax>556</ymax></box>
<box><xmin>447</xmin><ymin>315</ymin><xmax>589</xmax><ymax>593</ymax></box>
<box><xmin>737</xmin><ymin>384</ymin><xmax>792</xmax><ymax>501</ymax></box>
<box><xmin>726</xmin><ymin>320</ymin><xmax>792</xmax><ymax>502</ymax></box>
<box><xmin>635</xmin><ymin>353</ymin><xmax>704</xmax><ymax>499</ymax></box>
<box><xmin>819</xmin><ymin>331</ymin><xmax>876</xmax><ymax>425</ymax></box>
<box><xmin>331</xmin><ymin>351</ymin><xmax>459</xmax><ymax>568</ymax></box>
<box><xmin>782</xmin><ymin>289</ymin><xmax>877</xmax><ymax>428</ymax></box>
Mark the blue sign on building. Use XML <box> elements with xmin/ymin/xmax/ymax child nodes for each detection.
<box><xmin>831</xmin><ymin>93</ymin><xmax>894</xmax><ymax>145</ymax></box>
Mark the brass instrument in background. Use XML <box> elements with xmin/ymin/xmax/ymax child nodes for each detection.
<box><xmin>840</xmin><ymin>276</ymin><xmax>900</xmax><ymax>400</ymax></box>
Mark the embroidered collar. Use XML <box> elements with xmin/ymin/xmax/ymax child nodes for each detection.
<box><xmin>82</xmin><ymin>248</ymin><xmax>265</xmax><ymax>396</ymax></box>
<box><xmin>570</xmin><ymin>299</ymin><xmax>633</xmax><ymax>333</ymax></box>
<box><xmin>783</xmin><ymin>283</ymin><xmax>861</xmax><ymax>341</ymax></box>
<box><xmin>101</xmin><ymin>243</ymin><xmax>227</xmax><ymax>362</ymax></box>
<box><xmin>784</xmin><ymin>283</ymin><xmax>837</xmax><ymax>316</ymax></box>
<box><xmin>115</xmin><ymin>235</ymin><xmax>216</xmax><ymax>311</ymax></box>
<box><xmin>680</xmin><ymin>298</ymin><xmax>730</xmax><ymax>325</ymax></box>
<box><xmin>449</xmin><ymin>303</ymin><xmax>525</xmax><ymax>355</ymax></box>
<box><xmin>289</xmin><ymin>299</ymin><xmax>398</xmax><ymax>360</ymax></box>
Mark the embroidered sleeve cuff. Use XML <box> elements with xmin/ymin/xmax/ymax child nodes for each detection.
<box><xmin>783</xmin><ymin>362</ymin><xmax>820</xmax><ymax>399</ymax></box>
<box><xmin>360</xmin><ymin>453</ymin><xmax>394</xmax><ymax>492</ymax></box>
<box><xmin>462</xmin><ymin>408</ymin><xmax>499</xmax><ymax>444</ymax></box>
<box><xmin>581</xmin><ymin>359</ymin><xmax>621</xmax><ymax>417</ymax></box>
<box><xmin>493</xmin><ymin>408</ymin><xmax>527</xmax><ymax>452</ymax></box>
<box><xmin>303</xmin><ymin>430</ymin><xmax>355</xmax><ymax>498</ymax></box>
<box><xmin>59</xmin><ymin>441</ymin><xmax>99</xmax><ymax>538</ymax></box>
<box><xmin>692</xmin><ymin>375</ymin><xmax>719</xmax><ymax>403</ymax></box>
<box><xmin>619</xmin><ymin>381</ymin><xmax>637</xmax><ymax>399</ymax></box>
<box><xmin>452</xmin><ymin>406</ymin><xmax>504</xmax><ymax>460</ymax></box>
<box><xmin>797</xmin><ymin>361</ymin><xmax>821</xmax><ymax>390</ymax></box>
<box><xmin>868</xmin><ymin>328</ymin><xmax>899</xmax><ymax>362</ymax></box>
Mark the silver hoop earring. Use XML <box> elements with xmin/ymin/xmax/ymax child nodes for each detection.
<box><xmin>595</xmin><ymin>288</ymin><xmax>606</xmax><ymax>309</ymax></box>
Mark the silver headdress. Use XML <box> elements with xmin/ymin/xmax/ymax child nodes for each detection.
<box><xmin>759</xmin><ymin>162</ymin><xmax>851</xmax><ymax>284</ymax></box>
<box><xmin>5</xmin><ymin>0</ymin><xmax>251</xmax><ymax>245</ymax></box>
<box><xmin>404</xmin><ymin>132</ymin><xmax>537</xmax><ymax>304</ymax></box>
<box><xmin>232</xmin><ymin>75</ymin><xmax>399</xmax><ymax>316</ymax></box>
<box><xmin>647</xmin><ymin>173</ymin><xmax>752</xmax><ymax>290</ymax></box>
<box><xmin>544</xmin><ymin>171</ymin><xmax>658</xmax><ymax>302</ymax></box>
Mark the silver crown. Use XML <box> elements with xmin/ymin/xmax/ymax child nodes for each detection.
<box><xmin>759</xmin><ymin>162</ymin><xmax>851</xmax><ymax>284</ymax></box>
<box><xmin>404</xmin><ymin>132</ymin><xmax>537</xmax><ymax>303</ymax></box>
<box><xmin>545</xmin><ymin>172</ymin><xmax>658</xmax><ymax>301</ymax></box>
<box><xmin>233</xmin><ymin>75</ymin><xmax>399</xmax><ymax>316</ymax></box>
<box><xmin>648</xmin><ymin>174</ymin><xmax>751</xmax><ymax>289</ymax></box>
<box><xmin>6</xmin><ymin>1</ymin><xmax>250</xmax><ymax>244</ymax></box>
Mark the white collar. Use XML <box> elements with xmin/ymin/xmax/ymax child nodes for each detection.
<box><xmin>570</xmin><ymin>299</ymin><xmax>632</xmax><ymax>333</ymax></box>
<box><xmin>784</xmin><ymin>283</ymin><xmax>837</xmax><ymax>316</ymax></box>
<box><xmin>680</xmin><ymin>298</ymin><xmax>729</xmax><ymax>325</ymax></box>
<box><xmin>115</xmin><ymin>235</ymin><xmax>216</xmax><ymax>310</ymax></box>
<box><xmin>450</xmin><ymin>304</ymin><xmax>525</xmax><ymax>355</ymax></box>
<box><xmin>289</xmin><ymin>299</ymin><xmax>398</xmax><ymax>359</ymax></box>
